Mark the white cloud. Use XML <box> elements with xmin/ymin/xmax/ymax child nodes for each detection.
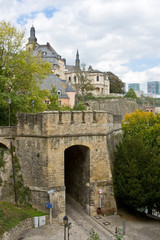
<box><xmin>0</xmin><ymin>0</ymin><xmax>160</xmax><ymax>93</ymax></box>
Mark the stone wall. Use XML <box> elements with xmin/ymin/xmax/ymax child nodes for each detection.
<box><xmin>1</xmin><ymin>218</ymin><xmax>33</xmax><ymax>240</ymax></box>
<box><xmin>16</xmin><ymin>111</ymin><xmax>119</xmax><ymax>136</ymax></box>
<box><xmin>86</xmin><ymin>98</ymin><xmax>144</xmax><ymax>119</ymax></box>
<box><xmin>0</xmin><ymin>111</ymin><xmax>122</xmax><ymax>219</ymax></box>
<box><xmin>0</xmin><ymin>216</ymin><xmax>50</xmax><ymax>240</ymax></box>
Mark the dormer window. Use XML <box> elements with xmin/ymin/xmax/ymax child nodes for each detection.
<box><xmin>97</xmin><ymin>76</ymin><xmax>99</xmax><ymax>81</ymax></box>
<box><xmin>57</xmin><ymin>90</ymin><xmax>61</xmax><ymax>95</ymax></box>
<box><xmin>42</xmin><ymin>51</ymin><xmax>47</xmax><ymax>55</ymax></box>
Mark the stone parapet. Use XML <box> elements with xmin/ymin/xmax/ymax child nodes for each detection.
<box><xmin>0</xmin><ymin>126</ymin><xmax>16</xmax><ymax>137</ymax></box>
<box><xmin>16</xmin><ymin>111</ymin><xmax>116</xmax><ymax>136</ymax></box>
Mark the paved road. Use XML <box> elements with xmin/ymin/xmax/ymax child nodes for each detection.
<box><xmin>66</xmin><ymin>195</ymin><xmax>115</xmax><ymax>240</ymax></box>
<box><xmin>21</xmin><ymin>196</ymin><xmax>114</xmax><ymax>240</ymax></box>
<box><xmin>20</xmin><ymin>196</ymin><xmax>160</xmax><ymax>240</ymax></box>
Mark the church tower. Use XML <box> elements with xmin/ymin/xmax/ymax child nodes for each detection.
<box><xmin>75</xmin><ymin>50</ymin><xmax>80</xmax><ymax>68</ymax></box>
<box><xmin>26</xmin><ymin>26</ymin><xmax>38</xmax><ymax>51</ymax></box>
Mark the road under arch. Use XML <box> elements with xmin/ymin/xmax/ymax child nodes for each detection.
<box><xmin>64</xmin><ymin>145</ymin><xmax>90</xmax><ymax>210</ymax></box>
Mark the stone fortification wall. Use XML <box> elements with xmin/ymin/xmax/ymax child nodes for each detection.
<box><xmin>17</xmin><ymin>111</ymin><xmax>121</xmax><ymax>136</ymax></box>
<box><xmin>86</xmin><ymin>98</ymin><xmax>144</xmax><ymax>119</ymax></box>
<box><xmin>0</xmin><ymin>111</ymin><xmax>122</xmax><ymax>219</ymax></box>
<box><xmin>0</xmin><ymin>126</ymin><xmax>16</xmax><ymax>137</ymax></box>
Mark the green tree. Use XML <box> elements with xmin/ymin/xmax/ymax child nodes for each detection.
<box><xmin>113</xmin><ymin>110</ymin><xmax>160</xmax><ymax>212</ymax></box>
<box><xmin>47</xmin><ymin>85</ymin><xmax>60</xmax><ymax>110</ymax></box>
<box><xmin>74</xmin><ymin>64</ymin><xmax>95</xmax><ymax>101</ymax></box>
<box><xmin>107</xmin><ymin>72</ymin><xmax>124</xmax><ymax>94</ymax></box>
<box><xmin>124</xmin><ymin>88</ymin><xmax>137</xmax><ymax>99</ymax></box>
<box><xmin>0</xmin><ymin>21</ymin><xmax>53</xmax><ymax>125</ymax></box>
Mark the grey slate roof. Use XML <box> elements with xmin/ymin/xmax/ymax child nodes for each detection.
<box><xmin>41</xmin><ymin>74</ymin><xmax>69</xmax><ymax>99</ymax></box>
<box><xmin>66</xmin><ymin>64</ymin><xmax>102</xmax><ymax>74</ymax></box>
<box><xmin>66</xmin><ymin>65</ymin><xmax>76</xmax><ymax>72</ymax></box>
<box><xmin>87</xmin><ymin>69</ymin><xmax>102</xmax><ymax>73</ymax></box>
<box><xmin>34</xmin><ymin>42</ymin><xmax>61</xmax><ymax>66</ymax></box>
<box><xmin>65</xmin><ymin>83</ymin><xmax>75</xmax><ymax>92</ymax></box>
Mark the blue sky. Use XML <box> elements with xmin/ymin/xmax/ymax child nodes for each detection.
<box><xmin>17</xmin><ymin>7</ymin><xmax>58</xmax><ymax>25</ymax></box>
<box><xmin>1</xmin><ymin>0</ymin><xmax>160</xmax><ymax>93</ymax></box>
<box><xmin>124</xmin><ymin>58</ymin><xmax>160</xmax><ymax>72</ymax></box>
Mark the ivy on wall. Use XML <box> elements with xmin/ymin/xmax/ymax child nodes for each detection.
<box><xmin>0</xmin><ymin>148</ymin><xmax>7</xmax><ymax>186</ymax></box>
<box><xmin>9</xmin><ymin>145</ymin><xmax>31</xmax><ymax>206</ymax></box>
<box><xmin>0</xmin><ymin>143</ymin><xmax>31</xmax><ymax>206</ymax></box>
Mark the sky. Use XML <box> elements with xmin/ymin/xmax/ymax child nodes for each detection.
<box><xmin>1</xmin><ymin>0</ymin><xmax>160</xmax><ymax>93</ymax></box>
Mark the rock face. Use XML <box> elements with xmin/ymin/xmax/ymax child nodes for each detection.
<box><xmin>0</xmin><ymin>111</ymin><xmax>122</xmax><ymax>220</ymax></box>
<box><xmin>86</xmin><ymin>99</ymin><xmax>144</xmax><ymax>119</ymax></box>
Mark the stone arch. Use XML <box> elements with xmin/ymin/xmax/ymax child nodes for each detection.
<box><xmin>64</xmin><ymin>144</ymin><xmax>90</xmax><ymax>210</ymax></box>
<box><xmin>0</xmin><ymin>138</ymin><xmax>11</xmax><ymax>149</ymax></box>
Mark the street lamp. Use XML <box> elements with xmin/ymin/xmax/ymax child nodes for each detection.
<box><xmin>67</xmin><ymin>220</ymin><xmax>72</xmax><ymax>240</ymax></box>
<box><xmin>8</xmin><ymin>98</ymin><xmax>11</xmax><ymax>126</ymax></box>
<box><xmin>63</xmin><ymin>216</ymin><xmax>68</xmax><ymax>240</ymax></box>
<box><xmin>63</xmin><ymin>216</ymin><xmax>72</xmax><ymax>240</ymax></box>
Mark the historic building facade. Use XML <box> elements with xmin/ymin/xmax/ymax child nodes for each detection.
<box><xmin>26</xmin><ymin>26</ymin><xmax>110</xmax><ymax>103</ymax></box>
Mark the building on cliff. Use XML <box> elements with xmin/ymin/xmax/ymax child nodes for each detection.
<box><xmin>26</xmin><ymin>26</ymin><xmax>110</xmax><ymax>106</ymax></box>
<box><xmin>26</xmin><ymin>26</ymin><xmax>76</xmax><ymax>108</ymax></box>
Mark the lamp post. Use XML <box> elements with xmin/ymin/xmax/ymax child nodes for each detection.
<box><xmin>63</xmin><ymin>216</ymin><xmax>72</xmax><ymax>240</ymax></box>
<box><xmin>68</xmin><ymin>220</ymin><xmax>72</xmax><ymax>240</ymax></box>
<box><xmin>8</xmin><ymin>98</ymin><xmax>11</xmax><ymax>126</ymax></box>
<box><xmin>63</xmin><ymin>216</ymin><xmax>68</xmax><ymax>240</ymax></box>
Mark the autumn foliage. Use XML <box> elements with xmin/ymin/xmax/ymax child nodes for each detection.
<box><xmin>113</xmin><ymin>110</ymin><xmax>160</xmax><ymax>212</ymax></box>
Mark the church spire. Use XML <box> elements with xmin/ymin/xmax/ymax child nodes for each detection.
<box><xmin>28</xmin><ymin>26</ymin><xmax>37</xmax><ymax>44</ymax></box>
<box><xmin>26</xmin><ymin>26</ymin><xmax>38</xmax><ymax>51</ymax></box>
<box><xmin>75</xmin><ymin>49</ymin><xmax>80</xmax><ymax>68</ymax></box>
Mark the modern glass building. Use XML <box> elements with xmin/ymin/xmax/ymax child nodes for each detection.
<box><xmin>147</xmin><ymin>81</ymin><xmax>160</xmax><ymax>95</ymax></box>
<box><xmin>128</xmin><ymin>83</ymin><xmax>140</xmax><ymax>92</ymax></box>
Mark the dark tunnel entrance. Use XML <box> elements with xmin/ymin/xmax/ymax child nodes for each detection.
<box><xmin>64</xmin><ymin>145</ymin><xmax>90</xmax><ymax>209</ymax></box>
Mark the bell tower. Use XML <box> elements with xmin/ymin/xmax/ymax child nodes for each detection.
<box><xmin>26</xmin><ymin>26</ymin><xmax>38</xmax><ymax>51</ymax></box>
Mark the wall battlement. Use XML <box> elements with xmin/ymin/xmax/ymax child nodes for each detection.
<box><xmin>0</xmin><ymin>126</ymin><xmax>16</xmax><ymax>137</ymax></box>
<box><xmin>0</xmin><ymin>110</ymin><xmax>121</xmax><ymax>219</ymax></box>
<box><xmin>16</xmin><ymin>111</ymin><xmax>120</xmax><ymax>136</ymax></box>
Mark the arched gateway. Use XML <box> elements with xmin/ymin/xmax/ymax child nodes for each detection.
<box><xmin>0</xmin><ymin>111</ymin><xmax>121</xmax><ymax>221</ymax></box>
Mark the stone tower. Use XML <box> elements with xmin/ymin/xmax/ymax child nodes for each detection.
<box><xmin>75</xmin><ymin>50</ymin><xmax>80</xmax><ymax>68</ymax></box>
<box><xmin>26</xmin><ymin>26</ymin><xmax>38</xmax><ymax>51</ymax></box>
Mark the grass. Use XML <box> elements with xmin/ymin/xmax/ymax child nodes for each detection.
<box><xmin>0</xmin><ymin>201</ymin><xmax>47</xmax><ymax>237</ymax></box>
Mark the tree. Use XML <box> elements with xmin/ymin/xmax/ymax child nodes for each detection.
<box><xmin>113</xmin><ymin>110</ymin><xmax>160</xmax><ymax>212</ymax></box>
<box><xmin>107</xmin><ymin>71</ymin><xmax>124</xmax><ymax>94</ymax></box>
<box><xmin>47</xmin><ymin>84</ymin><xmax>60</xmax><ymax>110</ymax></box>
<box><xmin>74</xmin><ymin>64</ymin><xmax>95</xmax><ymax>101</ymax></box>
<box><xmin>124</xmin><ymin>88</ymin><xmax>137</xmax><ymax>99</ymax></box>
<box><xmin>0</xmin><ymin>21</ymin><xmax>53</xmax><ymax>125</ymax></box>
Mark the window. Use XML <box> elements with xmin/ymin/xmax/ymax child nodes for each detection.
<box><xmin>74</xmin><ymin>76</ymin><xmax>76</xmax><ymax>83</ymax></box>
<box><xmin>96</xmin><ymin>88</ymin><xmax>100</xmax><ymax>93</ymax></box>
<box><xmin>42</xmin><ymin>51</ymin><xmax>47</xmax><ymax>55</ymax></box>
<box><xmin>69</xmin><ymin>77</ymin><xmax>71</xmax><ymax>83</ymax></box>
<box><xmin>97</xmin><ymin>76</ymin><xmax>99</xmax><ymax>81</ymax></box>
<box><xmin>57</xmin><ymin>90</ymin><xmax>61</xmax><ymax>95</ymax></box>
<box><xmin>45</xmin><ymin>100</ymin><xmax>49</xmax><ymax>104</ymax></box>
